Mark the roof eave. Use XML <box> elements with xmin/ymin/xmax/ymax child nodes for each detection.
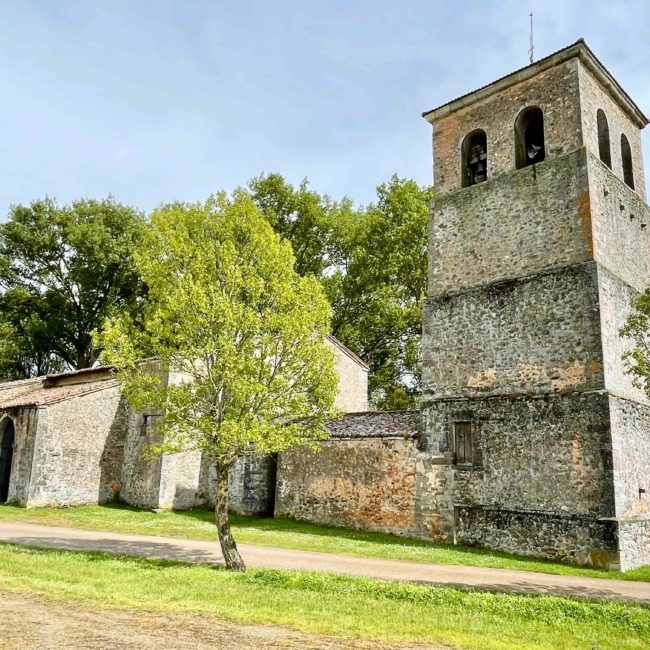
<box><xmin>422</xmin><ymin>40</ymin><xmax>648</xmax><ymax>129</ymax></box>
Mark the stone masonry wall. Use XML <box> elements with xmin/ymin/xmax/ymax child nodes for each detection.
<box><xmin>275</xmin><ymin>437</ymin><xmax>419</xmax><ymax>535</ymax></box>
<box><xmin>589</xmin><ymin>154</ymin><xmax>650</xmax><ymax>295</ymax></box>
<box><xmin>157</xmin><ymin>449</ymin><xmax>202</xmax><ymax>510</ymax></box>
<box><xmin>618</xmin><ymin>520</ymin><xmax>650</xmax><ymax>572</ymax></box>
<box><xmin>198</xmin><ymin>455</ymin><xmax>277</xmax><ymax>515</ymax></box>
<box><xmin>274</xmin><ymin>408</ymin><xmax>618</xmax><ymax>566</ymax></box>
<box><xmin>432</xmin><ymin>59</ymin><xmax>583</xmax><ymax>194</ymax></box>
<box><xmin>579</xmin><ymin>61</ymin><xmax>646</xmax><ymax>200</ymax></box>
<box><xmin>429</xmin><ymin>151</ymin><xmax>593</xmax><ymax>296</ymax></box>
<box><xmin>119</xmin><ymin>412</ymin><xmax>163</xmax><ymax>509</ymax></box>
<box><xmin>597</xmin><ymin>266</ymin><xmax>650</xmax><ymax>405</ymax></box>
<box><xmin>28</xmin><ymin>386</ymin><xmax>128</xmax><ymax>507</ymax></box>
<box><xmin>609</xmin><ymin>396</ymin><xmax>650</xmax><ymax>520</ymax></box>
<box><xmin>422</xmin><ymin>392</ymin><xmax>615</xmax><ymax>518</ymax></box>
<box><xmin>455</xmin><ymin>507</ymin><xmax>618</xmax><ymax>567</ymax></box>
<box><xmin>422</xmin><ymin>262</ymin><xmax>604</xmax><ymax>401</ymax></box>
<box><xmin>330</xmin><ymin>342</ymin><xmax>369</xmax><ymax>413</ymax></box>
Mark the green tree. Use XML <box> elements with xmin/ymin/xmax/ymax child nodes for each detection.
<box><xmin>0</xmin><ymin>197</ymin><xmax>146</xmax><ymax>374</ymax></box>
<box><xmin>621</xmin><ymin>289</ymin><xmax>650</xmax><ymax>396</ymax></box>
<box><xmin>248</xmin><ymin>173</ymin><xmax>352</xmax><ymax>277</ymax></box>
<box><xmin>98</xmin><ymin>191</ymin><xmax>338</xmax><ymax>571</ymax></box>
<box><xmin>327</xmin><ymin>176</ymin><xmax>433</xmax><ymax>410</ymax></box>
<box><xmin>0</xmin><ymin>319</ymin><xmax>21</xmax><ymax>381</ymax></box>
<box><xmin>248</xmin><ymin>173</ymin><xmax>433</xmax><ymax>410</ymax></box>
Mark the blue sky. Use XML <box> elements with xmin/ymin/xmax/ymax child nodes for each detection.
<box><xmin>1</xmin><ymin>1</ymin><xmax>649</xmax><ymax>216</ymax></box>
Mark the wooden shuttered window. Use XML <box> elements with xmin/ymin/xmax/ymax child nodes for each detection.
<box><xmin>453</xmin><ymin>421</ymin><xmax>473</xmax><ymax>465</ymax></box>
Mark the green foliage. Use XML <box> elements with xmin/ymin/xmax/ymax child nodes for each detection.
<box><xmin>98</xmin><ymin>190</ymin><xmax>338</xmax><ymax>464</ymax></box>
<box><xmin>620</xmin><ymin>289</ymin><xmax>650</xmax><ymax>397</ymax></box>
<box><xmin>0</xmin><ymin>197</ymin><xmax>146</xmax><ymax>373</ymax></box>
<box><xmin>0</xmin><ymin>318</ymin><xmax>21</xmax><ymax>380</ymax></box>
<box><xmin>328</xmin><ymin>177</ymin><xmax>433</xmax><ymax>410</ymax></box>
<box><xmin>248</xmin><ymin>173</ymin><xmax>348</xmax><ymax>277</ymax></box>
<box><xmin>249</xmin><ymin>174</ymin><xmax>433</xmax><ymax>410</ymax></box>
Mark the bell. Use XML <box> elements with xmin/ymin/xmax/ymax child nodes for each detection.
<box><xmin>527</xmin><ymin>142</ymin><xmax>542</xmax><ymax>160</ymax></box>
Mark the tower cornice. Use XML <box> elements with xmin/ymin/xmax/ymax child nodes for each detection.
<box><xmin>422</xmin><ymin>39</ymin><xmax>648</xmax><ymax>129</ymax></box>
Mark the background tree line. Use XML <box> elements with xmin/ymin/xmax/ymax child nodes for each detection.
<box><xmin>0</xmin><ymin>175</ymin><xmax>432</xmax><ymax>410</ymax></box>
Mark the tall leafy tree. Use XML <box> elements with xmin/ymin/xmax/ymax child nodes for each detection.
<box><xmin>248</xmin><ymin>173</ymin><xmax>347</xmax><ymax>277</ymax></box>
<box><xmin>248</xmin><ymin>173</ymin><xmax>433</xmax><ymax>410</ymax></box>
<box><xmin>327</xmin><ymin>176</ymin><xmax>433</xmax><ymax>410</ymax></box>
<box><xmin>621</xmin><ymin>290</ymin><xmax>650</xmax><ymax>396</ymax></box>
<box><xmin>98</xmin><ymin>191</ymin><xmax>337</xmax><ymax>571</ymax></box>
<box><xmin>0</xmin><ymin>197</ymin><xmax>146</xmax><ymax>373</ymax></box>
<box><xmin>0</xmin><ymin>289</ymin><xmax>65</xmax><ymax>380</ymax></box>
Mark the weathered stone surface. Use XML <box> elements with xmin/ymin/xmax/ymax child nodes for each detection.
<box><xmin>276</xmin><ymin>436</ymin><xmax>419</xmax><ymax>535</ymax></box>
<box><xmin>421</xmin><ymin>42</ymin><xmax>650</xmax><ymax>571</ymax></box>
<box><xmin>454</xmin><ymin>507</ymin><xmax>618</xmax><ymax>566</ymax></box>
<box><xmin>579</xmin><ymin>61</ymin><xmax>646</xmax><ymax>200</ymax></box>
<box><xmin>27</xmin><ymin>384</ymin><xmax>128</xmax><ymax>507</ymax></box>
<box><xmin>422</xmin><ymin>393</ymin><xmax>615</xmax><ymax>517</ymax></box>
<box><xmin>328</xmin><ymin>336</ymin><xmax>369</xmax><ymax>413</ymax></box>
<box><xmin>423</xmin><ymin>262</ymin><xmax>604</xmax><ymax>401</ymax></box>
<box><xmin>429</xmin><ymin>151</ymin><xmax>593</xmax><ymax>296</ymax></box>
<box><xmin>430</xmin><ymin>59</ymin><xmax>583</xmax><ymax>195</ymax></box>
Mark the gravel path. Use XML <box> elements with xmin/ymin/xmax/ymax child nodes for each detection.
<box><xmin>1</xmin><ymin>520</ymin><xmax>649</xmax><ymax>603</ymax></box>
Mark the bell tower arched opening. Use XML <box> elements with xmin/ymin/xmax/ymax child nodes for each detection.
<box><xmin>597</xmin><ymin>109</ymin><xmax>612</xmax><ymax>168</ymax></box>
<box><xmin>515</xmin><ymin>106</ymin><xmax>546</xmax><ymax>169</ymax></box>
<box><xmin>461</xmin><ymin>129</ymin><xmax>488</xmax><ymax>188</ymax></box>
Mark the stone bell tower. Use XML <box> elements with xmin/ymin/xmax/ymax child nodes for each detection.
<box><xmin>421</xmin><ymin>40</ymin><xmax>650</xmax><ymax>570</ymax></box>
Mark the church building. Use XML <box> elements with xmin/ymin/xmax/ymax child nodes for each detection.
<box><xmin>1</xmin><ymin>40</ymin><xmax>649</xmax><ymax>572</ymax></box>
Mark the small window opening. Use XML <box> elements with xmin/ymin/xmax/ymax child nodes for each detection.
<box><xmin>452</xmin><ymin>421</ymin><xmax>474</xmax><ymax>465</ymax></box>
<box><xmin>515</xmin><ymin>107</ymin><xmax>545</xmax><ymax>169</ymax></box>
<box><xmin>597</xmin><ymin>109</ymin><xmax>612</xmax><ymax>168</ymax></box>
<box><xmin>461</xmin><ymin>130</ymin><xmax>488</xmax><ymax>187</ymax></box>
<box><xmin>621</xmin><ymin>134</ymin><xmax>635</xmax><ymax>189</ymax></box>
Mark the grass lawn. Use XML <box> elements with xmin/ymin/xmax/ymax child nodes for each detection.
<box><xmin>1</xmin><ymin>502</ymin><xmax>649</xmax><ymax>582</ymax></box>
<box><xmin>0</xmin><ymin>543</ymin><xmax>648</xmax><ymax>650</ymax></box>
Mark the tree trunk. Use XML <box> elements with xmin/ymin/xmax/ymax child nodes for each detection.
<box><xmin>214</xmin><ymin>461</ymin><xmax>246</xmax><ymax>571</ymax></box>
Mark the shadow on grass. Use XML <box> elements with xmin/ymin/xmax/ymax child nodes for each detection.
<box><xmin>156</xmin><ymin>505</ymin><xmax>616</xmax><ymax>576</ymax></box>
<box><xmin>5</xmin><ymin>501</ymin><xmax>642</xmax><ymax>580</ymax></box>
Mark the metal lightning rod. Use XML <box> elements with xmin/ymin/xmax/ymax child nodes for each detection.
<box><xmin>529</xmin><ymin>12</ymin><xmax>534</xmax><ymax>64</ymax></box>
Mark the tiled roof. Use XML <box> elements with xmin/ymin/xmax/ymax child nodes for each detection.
<box><xmin>325</xmin><ymin>410</ymin><xmax>420</xmax><ymax>439</ymax></box>
<box><xmin>0</xmin><ymin>376</ymin><xmax>118</xmax><ymax>409</ymax></box>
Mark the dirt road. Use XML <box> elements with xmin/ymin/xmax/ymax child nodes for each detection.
<box><xmin>0</xmin><ymin>589</ymin><xmax>432</xmax><ymax>650</ymax></box>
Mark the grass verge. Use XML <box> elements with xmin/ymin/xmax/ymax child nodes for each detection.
<box><xmin>0</xmin><ymin>543</ymin><xmax>648</xmax><ymax>650</ymax></box>
<box><xmin>1</xmin><ymin>502</ymin><xmax>649</xmax><ymax>582</ymax></box>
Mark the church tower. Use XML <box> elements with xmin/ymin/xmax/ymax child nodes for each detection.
<box><xmin>421</xmin><ymin>40</ymin><xmax>650</xmax><ymax>570</ymax></box>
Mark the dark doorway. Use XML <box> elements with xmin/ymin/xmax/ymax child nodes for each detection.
<box><xmin>0</xmin><ymin>419</ymin><xmax>15</xmax><ymax>503</ymax></box>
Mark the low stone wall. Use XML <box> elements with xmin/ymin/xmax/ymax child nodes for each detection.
<box><xmin>276</xmin><ymin>437</ymin><xmax>419</xmax><ymax>534</ymax></box>
<box><xmin>454</xmin><ymin>506</ymin><xmax>618</xmax><ymax>567</ymax></box>
<box><xmin>275</xmin><ymin>411</ymin><xmax>421</xmax><ymax>534</ymax></box>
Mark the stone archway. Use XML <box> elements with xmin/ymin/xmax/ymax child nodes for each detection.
<box><xmin>0</xmin><ymin>417</ymin><xmax>15</xmax><ymax>503</ymax></box>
